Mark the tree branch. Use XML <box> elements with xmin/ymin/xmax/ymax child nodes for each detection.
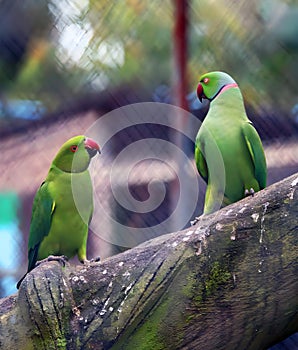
<box><xmin>1</xmin><ymin>173</ymin><xmax>297</xmax><ymax>350</ymax></box>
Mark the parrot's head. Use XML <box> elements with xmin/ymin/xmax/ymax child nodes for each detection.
<box><xmin>53</xmin><ymin>135</ymin><xmax>101</xmax><ymax>173</ymax></box>
<box><xmin>196</xmin><ymin>71</ymin><xmax>237</xmax><ymax>102</ymax></box>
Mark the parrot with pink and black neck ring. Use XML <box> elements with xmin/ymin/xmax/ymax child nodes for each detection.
<box><xmin>17</xmin><ymin>135</ymin><xmax>100</xmax><ymax>288</ymax></box>
<box><xmin>195</xmin><ymin>71</ymin><xmax>267</xmax><ymax>214</ymax></box>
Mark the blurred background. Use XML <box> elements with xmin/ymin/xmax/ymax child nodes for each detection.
<box><xmin>0</xmin><ymin>0</ymin><xmax>297</xmax><ymax>299</ymax></box>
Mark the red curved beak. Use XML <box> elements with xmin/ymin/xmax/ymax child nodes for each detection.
<box><xmin>84</xmin><ymin>137</ymin><xmax>101</xmax><ymax>157</ymax></box>
<box><xmin>196</xmin><ymin>83</ymin><xmax>205</xmax><ymax>103</ymax></box>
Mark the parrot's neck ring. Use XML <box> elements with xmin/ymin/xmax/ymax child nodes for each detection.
<box><xmin>211</xmin><ymin>83</ymin><xmax>238</xmax><ymax>101</ymax></box>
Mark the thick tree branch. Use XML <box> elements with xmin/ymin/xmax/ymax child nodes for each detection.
<box><xmin>1</xmin><ymin>173</ymin><xmax>297</xmax><ymax>350</ymax></box>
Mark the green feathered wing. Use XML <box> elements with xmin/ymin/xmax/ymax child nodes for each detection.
<box><xmin>242</xmin><ymin>121</ymin><xmax>267</xmax><ymax>190</ymax></box>
<box><xmin>27</xmin><ymin>181</ymin><xmax>55</xmax><ymax>273</ymax></box>
<box><xmin>16</xmin><ymin>181</ymin><xmax>55</xmax><ymax>289</ymax></box>
<box><xmin>194</xmin><ymin>143</ymin><xmax>208</xmax><ymax>183</ymax></box>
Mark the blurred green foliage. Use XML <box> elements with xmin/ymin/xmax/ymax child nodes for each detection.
<box><xmin>0</xmin><ymin>0</ymin><xmax>297</xmax><ymax>117</ymax></box>
<box><xmin>189</xmin><ymin>0</ymin><xmax>298</xmax><ymax>112</ymax></box>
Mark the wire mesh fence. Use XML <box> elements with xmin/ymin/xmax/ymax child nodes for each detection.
<box><xmin>0</xmin><ymin>0</ymin><xmax>297</xmax><ymax>314</ymax></box>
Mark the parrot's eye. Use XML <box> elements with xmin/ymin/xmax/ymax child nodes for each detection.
<box><xmin>203</xmin><ymin>77</ymin><xmax>209</xmax><ymax>84</ymax></box>
<box><xmin>70</xmin><ymin>145</ymin><xmax>78</xmax><ymax>152</ymax></box>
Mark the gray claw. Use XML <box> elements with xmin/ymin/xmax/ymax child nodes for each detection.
<box><xmin>36</xmin><ymin>255</ymin><xmax>68</xmax><ymax>268</ymax></box>
<box><xmin>82</xmin><ymin>256</ymin><xmax>101</xmax><ymax>265</ymax></box>
<box><xmin>91</xmin><ymin>256</ymin><xmax>101</xmax><ymax>263</ymax></box>
<box><xmin>190</xmin><ymin>217</ymin><xmax>200</xmax><ymax>226</ymax></box>
<box><xmin>245</xmin><ymin>188</ymin><xmax>255</xmax><ymax>197</ymax></box>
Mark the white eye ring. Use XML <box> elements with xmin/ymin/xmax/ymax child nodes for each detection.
<box><xmin>203</xmin><ymin>77</ymin><xmax>209</xmax><ymax>84</ymax></box>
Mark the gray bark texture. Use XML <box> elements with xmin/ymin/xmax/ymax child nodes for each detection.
<box><xmin>0</xmin><ymin>173</ymin><xmax>297</xmax><ymax>350</ymax></box>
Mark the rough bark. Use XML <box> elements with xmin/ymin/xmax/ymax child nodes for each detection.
<box><xmin>0</xmin><ymin>173</ymin><xmax>297</xmax><ymax>350</ymax></box>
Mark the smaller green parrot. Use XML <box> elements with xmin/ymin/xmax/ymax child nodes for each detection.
<box><xmin>195</xmin><ymin>71</ymin><xmax>267</xmax><ymax>214</ymax></box>
<box><xmin>17</xmin><ymin>135</ymin><xmax>100</xmax><ymax>289</ymax></box>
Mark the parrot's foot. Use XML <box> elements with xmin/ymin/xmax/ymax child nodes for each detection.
<box><xmin>190</xmin><ymin>217</ymin><xmax>200</xmax><ymax>226</ymax></box>
<box><xmin>36</xmin><ymin>255</ymin><xmax>69</xmax><ymax>268</ymax></box>
<box><xmin>81</xmin><ymin>257</ymin><xmax>101</xmax><ymax>265</ymax></box>
<box><xmin>244</xmin><ymin>188</ymin><xmax>255</xmax><ymax>197</ymax></box>
<box><xmin>90</xmin><ymin>256</ymin><xmax>101</xmax><ymax>263</ymax></box>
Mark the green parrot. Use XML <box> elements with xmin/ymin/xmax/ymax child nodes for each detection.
<box><xmin>17</xmin><ymin>135</ymin><xmax>100</xmax><ymax>289</ymax></box>
<box><xmin>195</xmin><ymin>71</ymin><xmax>267</xmax><ymax>214</ymax></box>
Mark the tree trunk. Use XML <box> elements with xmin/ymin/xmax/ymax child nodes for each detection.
<box><xmin>0</xmin><ymin>173</ymin><xmax>297</xmax><ymax>350</ymax></box>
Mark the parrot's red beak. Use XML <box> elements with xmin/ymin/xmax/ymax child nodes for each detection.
<box><xmin>196</xmin><ymin>83</ymin><xmax>205</xmax><ymax>103</ymax></box>
<box><xmin>84</xmin><ymin>137</ymin><xmax>101</xmax><ymax>157</ymax></box>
